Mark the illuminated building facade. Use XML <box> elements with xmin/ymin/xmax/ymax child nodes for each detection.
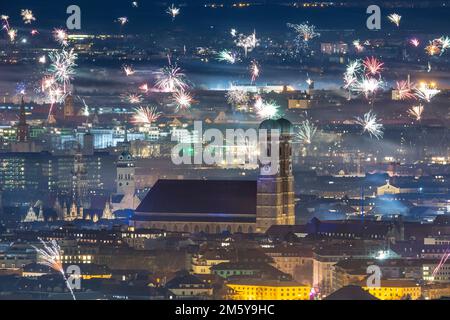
<box><xmin>226</xmin><ymin>280</ymin><xmax>311</xmax><ymax>300</ymax></box>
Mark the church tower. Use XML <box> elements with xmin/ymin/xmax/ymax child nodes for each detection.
<box><xmin>17</xmin><ymin>96</ymin><xmax>29</xmax><ymax>142</ymax></box>
<box><xmin>72</xmin><ymin>145</ymin><xmax>89</xmax><ymax>208</ymax></box>
<box><xmin>256</xmin><ymin>118</ymin><xmax>295</xmax><ymax>233</ymax></box>
<box><xmin>116</xmin><ymin>151</ymin><xmax>135</xmax><ymax>196</ymax></box>
<box><xmin>64</xmin><ymin>94</ymin><xmax>75</xmax><ymax>118</ymax></box>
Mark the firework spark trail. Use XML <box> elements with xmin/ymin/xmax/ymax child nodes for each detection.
<box><xmin>173</xmin><ymin>89</ymin><xmax>193</xmax><ymax>111</ymax></box>
<box><xmin>1</xmin><ymin>15</ymin><xmax>10</xmax><ymax>30</ymax></box>
<box><xmin>432</xmin><ymin>249</ymin><xmax>450</xmax><ymax>278</ymax></box>
<box><xmin>132</xmin><ymin>106</ymin><xmax>161</xmax><ymax>124</ymax></box>
<box><xmin>396</xmin><ymin>80</ymin><xmax>417</xmax><ymax>100</ymax></box>
<box><xmin>167</xmin><ymin>4</ymin><xmax>180</xmax><ymax>20</ymax></box>
<box><xmin>21</xmin><ymin>9</ymin><xmax>36</xmax><ymax>24</ymax></box>
<box><xmin>407</xmin><ymin>104</ymin><xmax>424</xmax><ymax>121</ymax></box>
<box><xmin>254</xmin><ymin>100</ymin><xmax>280</xmax><ymax>120</ymax></box>
<box><xmin>33</xmin><ymin>238</ymin><xmax>76</xmax><ymax>300</ymax></box>
<box><xmin>53</xmin><ymin>28</ymin><xmax>68</xmax><ymax>46</ymax></box>
<box><xmin>354</xmin><ymin>110</ymin><xmax>384</xmax><ymax>139</ymax></box>
<box><xmin>387</xmin><ymin>13</ymin><xmax>402</xmax><ymax>27</ymax></box>
<box><xmin>217</xmin><ymin>50</ymin><xmax>237</xmax><ymax>64</ymax></box>
<box><xmin>1</xmin><ymin>15</ymin><xmax>16</xmax><ymax>42</ymax></box>
<box><xmin>296</xmin><ymin>119</ymin><xmax>318</xmax><ymax>145</ymax></box>
<box><xmin>250</xmin><ymin>60</ymin><xmax>260</xmax><ymax>84</ymax></box>
<box><xmin>155</xmin><ymin>65</ymin><xmax>188</xmax><ymax>92</ymax></box>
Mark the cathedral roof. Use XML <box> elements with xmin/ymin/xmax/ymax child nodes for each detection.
<box><xmin>134</xmin><ymin>180</ymin><xmax>257</xmax><ymax>222</ymax></box>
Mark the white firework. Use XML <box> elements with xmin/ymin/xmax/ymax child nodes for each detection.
<box><xmin>254</xmin><ymin>100</ymin><xmax>280</xmax><ymax>120</ymax></box>
<box><xmin>407</xmin><ymin>104</ymin><xmax>424</xmax><ymax>121</ymax></box>
<box><xmin>132</xmin><ymin>106</ymin><xmax>162</xmax><ymax>124</ymax></box>
<box><xmin>414</xmin><ymin>83</ymin><xmax>440</xmax><ymax>102</ymax></box>
<box><xmin>354</xmin><ymin>110</ymin><xmax>384</xmax><ymax>139</ymax></box>
<box><xmin>7</xmin><ymin>28</ymin><xmax>17</xmax><ymax>42</ymax></box>
<box><xmin>21</xmin><ymin>9</ymin><xmax>36</xmax><ymax>24</ymax></box>
<box><xmin>387</xmin><ymin>13</ymin><xmax>402</xmax><ymax>27</ymax></box>
<box><xmin>155</xmin><ymin>65</ymin><xmax>188</xmax><ymax>92</ymax></box>
<box><xmin>217</xmin><ymin>50</ymin><xmax>237</xmax><ymax>64</ymax></box>
<box><xmin>167</xmin><ymin>4</ymin><xmax>180</xmax><ymax>20</ymax></box>
<box><xmin>53</xmin><ymin>28</ymin><xmax>68</xmax><ymax>46</ymax></box>
<box><xmin>287</xmin><ymin>22</ymin><xmax>320</xmax><ymax>49</ymax></box>
<box><xmin>226</xmin><ymin>89</ymin><xmax>250</xmax><ymax>107</ymax></box>
<box><xmin>33</xmin><ymin>238</ymin><xmax>76</xmax><ymax>300</ymax></box>
<box><xmin>296</xmin><ymin>119</ymin><xmax>318</xmax><ymax>145</ymax></box>
<box><xmin>235</xmin><ymin>31</ymin><xmax>259</xmax><ymax>57</ymax></box>
<box><xmin>48</xmin><ymin>49</ymin><xmax>78</xmax><ymax>93</ymax></box>
<box><xmin>123</xmin><ymin>65</ymin><xmax>135</xmax><ymax>76</ymax></box>
<box><xmin>117</xmin><ymin>17</ymin><xmax>129</xmax><ymax>26</ymax></box>
<box><xmin>173</xmin><ymin>89</ymin><xmax>193</xmax><ymax>111</ymax></box>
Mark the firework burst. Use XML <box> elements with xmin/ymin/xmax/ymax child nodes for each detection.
<box><xmin>173</xmin><ymin>89</ymin><xmax>193</xmax><ymax>111</ymax></box>
<box><xmin>235</xmin><ymin>31</ymin><xmax>259</xmax><ymax>57</ymax></box>
<box><xmin>414</xmin><ymin>82</ymin><xmax>440</xmax><ymax>102</ymax></box>
<box><xmin>353</xmin><ymin>40</ymin><xmax>364</xmax><ymax>52</ymax></box>
<box><xmin>226</xmin><ymin>88</ymin><xmax>250</xmax><ymax>108</ymax></box>
<box><xmin>363</xmin><ymin>57</ymin><xmax>384</xmax><ymax>77</ymax></box>
<box><xmin>254</xmin><ymin>99</ymin><xmax>280</xmax><ymax>120</ymax></box>
<box><xmin>387</xmin><ymin>13</ymin><xmax>401</xmax><ymax>27</ymax></box>
<box><xmin>117</xmin><ymin>17</ymin><xmax>129</xmax><ymax>26</ymax></box>
<box><xmin>21</xmin><ymin>9</ymin><xmax>36</xmax><ymax>24</ymax></box>
<box><xmin>53</xmin><ymin>28</ymin><xmax>68</xmax><ymax>46</ymax></box>
<box><xmin>33</xmin><ymin>238</ymin><xmax>76</xmax><ymax>300</ymax></box>
<box><xmin>123</xmin><ymin>65</ymin><xmax>135</xmax><ymax>76</ymax></box>
<box><xmin>7</xmin><ymin>28</ymin><xmax>17</xmax><ymax>42</ymax></box>
<box><xmin>354</xmin><ymin>110</ymin><xmax>384</xmax><ymax>139</ymax></box>
<box><xmin>139</xmin><ymin>83</ymin><xmax>149</xmax><ymax>93</ymax></box>
<box><xmin>217</xmin><ymin>50</ymin><xmax>237</xmax><ymax>64</ymax></box>
<box><xmin>287</xmin><ymin>22</ymin><xmax>320</xmax><ymax>43</ymax></box>
<box><xmin>296</xmin><ymin>119</ymin><xmax>318</xmax><ymax>145</ymax></box>
<box><xmin>132</xmin><ymin>106</ymin><xmax>162</xmax><ymax>124</ymax></box>
<box><xmin>395</xmin><ymin>80</ymin><xmax>416</xmax><ymax>100</ymax></box>
<box><xmin>155</xmin><ymin>65</ymin><xmax>188</xmax><ymax>92</ymax></box>
<box><xmin>48</xmin><ymin>49</ymin><xmax>78</xmax><ymax>93</ymax></box>
<box><xmin>122</xmin><ymin>93</ymin><xmax>143</xmax><ymax>104</ymax></box>
<box><xmin>407</xmin><ymin>104</ymin><xmax>424</xmax><ymax>121</ymax></box>
<box><xmin>410</xmin><ymin>38</ymin><xmax>420</xmax><ymax>47</ymax></box>
<box><xmin>167</xmin><ymin>4</ymin><xmax>180</xmax><ymax>20</ymax></box>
